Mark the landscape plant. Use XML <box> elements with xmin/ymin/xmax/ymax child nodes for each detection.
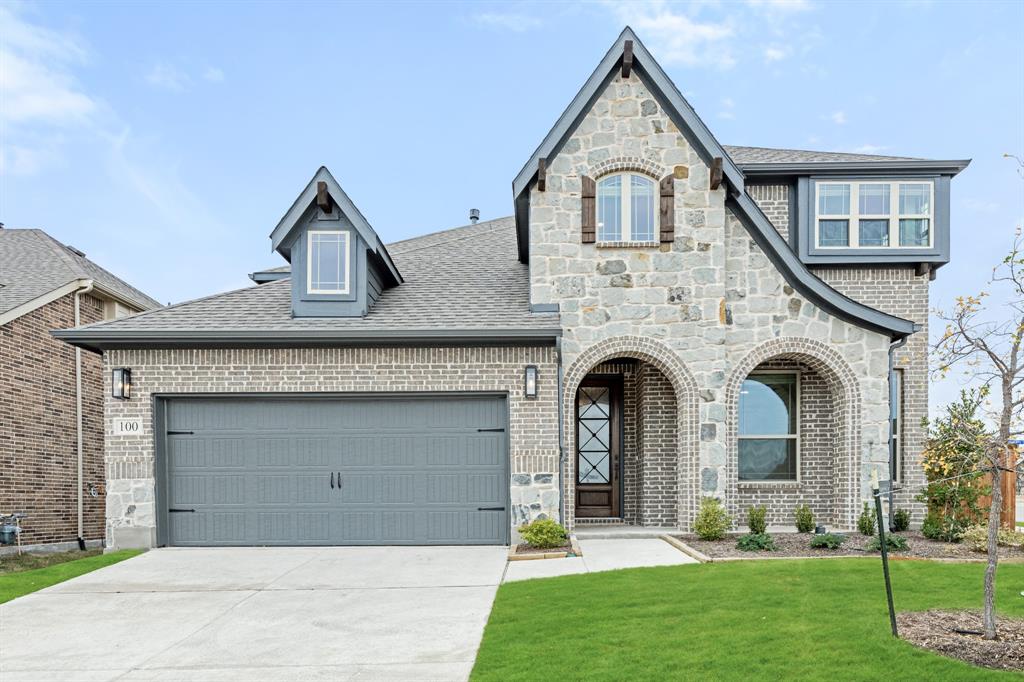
<box><xmin>518</xmin><ymin>519</ymin><xmax>567</xmax><ymax>549</ymax></box>
<box><xmin>961</xmin><ymin>525</ymin><xmax>1024</xmax><ymax>553</ymax></box>
<box><xmin>693</xmin><ymin>497</ymin><xmax>731</xmax><ymax>541</ymax></box>
<box><xmin>747</xmin><ymin>505</ymin><xmax>767</xmax><ymax>534</ymax></box>
<box><xmin>865</xmin><ymin>534</ymin><xmax>909</xmax><ymax>553</ymax></box>
<box><xmin>857</xmin><ymin>502</ymin><xmax>876</xmax><ymax>536</ymax></box>
<box><xmin>891</xmin><ymin>508</ymin><xmax>911</xmax><ymax>532</ymax></box>
<box><xmin>808</xmin><ymin>533</ymin><xmax>846</xmax><ymax>550</ymax></box>
<box><xmin>735</xmin><ymin>532</ymin><xmax>777</xmax><ymax>552</ymax></box>
<box><xmin>794</xmin><ymin>504</ymin><xmax>815</xmax><ymax>533</ymax></box>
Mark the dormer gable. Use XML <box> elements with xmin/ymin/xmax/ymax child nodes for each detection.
<box><xmin>269</xmin><ymin>167</ymin><xmax>402</xmax><ymax>318</ymax></box>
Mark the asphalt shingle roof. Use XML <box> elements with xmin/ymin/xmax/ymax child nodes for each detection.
<box><xmin>0</xmin><ymin>229</ymin><xmax>161</xmax><ymax>316</ymax></box>
<box><xmin>67</xmin><ymin>217</ymin><xmax>556</xmax><ymax>335</ymax></box>
<box><xmin>723</xmin><ymin>145</ymin><xmax>921</xmax><ymax>164</ymax></box>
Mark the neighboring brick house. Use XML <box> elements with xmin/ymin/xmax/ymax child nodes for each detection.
<box><xmin>0</xmin><ymin>229</ymin><xmax>160</xmax><ymax>551</ymax></box>
<box><xmin>56</xmin><ymin>29</ymin><xmax>967</xmax><ymax>550</ymax></box>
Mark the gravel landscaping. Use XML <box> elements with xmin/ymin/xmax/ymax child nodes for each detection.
<box><xmin>677</xmin><ymin>531</ymin><xmax>1024</xmax><ymax>561</ymax></box>
<box><xmin>897</xmin><ymin>610</ymin><xmax>1024</xmax><ymax>672</ymax></box>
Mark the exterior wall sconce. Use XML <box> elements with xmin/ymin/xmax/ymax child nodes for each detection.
<box><xmin>524</xmin><ymin>365</ymin><xmax>538</xmax><ymax>399</ymax></box>
<box><xmin>112</xmin><ymin>368</ymin><xmax>132</xmax><ymax>400</ymax></box>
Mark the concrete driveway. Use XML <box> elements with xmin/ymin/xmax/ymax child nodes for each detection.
<box><xmin>0</xmin><ymin>546</ymin><xmax>508</xmax><ymax>681</ymax></box>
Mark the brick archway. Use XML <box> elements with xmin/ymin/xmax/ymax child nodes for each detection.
<box><xmin>725</xmin><ymin>337</ymin><xmax>863</xmax><ymax>529</ymax></box>
<box><xmin>563</xmin><ymin>336</ymin><xmax>700</xmax><ymax>530</ymax></box>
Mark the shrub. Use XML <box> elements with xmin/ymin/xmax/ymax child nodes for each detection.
<box><xmin>865</xmin><ymin>534</ymin><xmax>909</xmax><ymax>552</ymax></box>
<box><xmin>794</xmin><ymin>504</ymin><xmax>815</xmax><ymax>533</ymax></box>
<box><xmin>809</xmin><ymin>533</ymin><xmax>846</xmax><ymax>550</ymax></box>
<box><xmin>892</xmin><ymin>508</ymin><xmax>911</xmax><ymax>532</ymax></box>
<box><xmin>693</xmin><ymin>497</ymin><xmax>732</xmax><ymax>541</ymax></box>
<box><xmin>736</xmin><ymin>533</ymin><xmax>777</xmax><ymax>552</ymax></box>
<box><xmin>518</xmin><ymin>519</ymin><xmax>566</xmax><ymax>549</ymax></box>
<box><xmin>857</xmin><ymin>502</ymin><xmax>877</xmax><ymax>536</ymax></box>
<box><xmin>747</xmin><ymin>505</ymin><xmax>768</xmax><ymax>535</ymax></box>
<box><xmin>961</xmin><ymin>525</ymin><xmax>1024</xmax><ymax>553</ymax></box>
<box><xmin>922</xmin><ymin>509</ymin><xmax>969</xmax><ymax>542</ymax></box>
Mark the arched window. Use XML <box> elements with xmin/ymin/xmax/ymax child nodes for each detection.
<box><xmin>596</xmin><ymin>173</ymin><xmax>657</xmax><ymax>242</ymax></box>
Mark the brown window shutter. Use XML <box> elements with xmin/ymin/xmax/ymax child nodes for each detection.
<box><xmin>659</xmin><ymin>174</ymin><xmax>675</xmax><ymax>243</ymax></box>
<box><xmin>581</xmin><ymin>175</ymin><xmax>597</xmax><ymax>243</ymax></box>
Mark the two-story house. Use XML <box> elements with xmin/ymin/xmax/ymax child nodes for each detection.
<box><xmin>56</xmin><ymin>29</ymin><xmax>967</xmax><ymax>550</ymax></box>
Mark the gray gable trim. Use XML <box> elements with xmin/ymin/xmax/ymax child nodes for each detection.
<box><xmin>512</xmin><ymin>27</ymin><xmax>745</xmax><ymax>262</ymax></box>
<box><xmin>249</xmin><ymin>269</ymin><xmax>290</xmax><ymax>284</ymax></box>
<box><xmin>728</xmin><ymin>191</ymin><xmax>918</xmax><ymax>338</ymax></box>
<box><xmin>739</xmin><ymin>158</ymin><xmax>970</xmax><ymax>177</ymax></box>
<box><xmin>52</xmin><ymin>327</ymin><xmax>562</xmax><ymax>354</ymax></box>
<box><xmin>269</xmin><ymin>167</ymin><xmax>402</xmax><ymax>286</ymax></box>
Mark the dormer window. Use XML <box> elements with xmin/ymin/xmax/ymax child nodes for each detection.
<box><xmin>307</xmin><ymin>230</ymin><xmax>350</xmax><ymax>294</ymax></box>
<box><xmin>815</xmin><ymin>181</ymin><xmax>934</xmax><ymax>249</ymax></box>
<box><xmin>597</xmin><ymin>173</ymin><xmax>657</xmax><ymax>242</ymax></box>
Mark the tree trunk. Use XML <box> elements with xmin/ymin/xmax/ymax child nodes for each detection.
<box><xmin>983</xmin><ymin>458</ymin><xmax>1001</xmax><ymax>640</ymax></box>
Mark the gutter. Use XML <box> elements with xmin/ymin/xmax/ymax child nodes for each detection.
<box><xmin>73</xmin><ymin>279</ymin><xmax>94</xmax><ymax>551</ymax></box>
<box><xmin>52</xmin><ymin>326</ymin><xmax>564</xmax><ymax>354</ymax></box>
<box><xmin>737</xmin><ymin>159</ymin><xmax>972</xmax><ymax>177</ymax></box>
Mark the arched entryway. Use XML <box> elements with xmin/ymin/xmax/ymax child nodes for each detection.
<box><xmin>563</xmin><ymin>336</ymin><xmax>699</xmax><ymax>530</ymax></box>
<box><xmin>725</xmin><ymin>337</ymin><xmax>862</xmax><ymax>529</ymax></box>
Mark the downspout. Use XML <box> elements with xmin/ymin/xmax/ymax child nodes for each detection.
<box><xmin>886</xmin><ymin>335</ymin><xmax>909</xmax><ymax>529</ymax></box>
<box><xmin>556</xmin><ymin>336</ymin><xmax>565</xmax><ymax>526</ymax></box>
<box><xmin>73</xmin><ymin>280</ymin><xmax>95</xmax><ymax>550</ymax></box>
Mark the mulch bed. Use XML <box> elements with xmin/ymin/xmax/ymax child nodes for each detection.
<box><xmin>514</xmin><ymin>543</ymin><xmax>574</xmax><ymax>555</ymax></box>
<box><xmin>897</xmin><ymin>610</ymin><xmax>1024</xmax><ymax>671</ymax></box>
<box><xmin>677</xmin><ymin>531</ymin><xmax>1024</xmax><ymax>561</ymax></box>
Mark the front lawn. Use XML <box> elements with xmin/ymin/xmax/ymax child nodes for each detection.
<box><xmin>0</xmin><ymin>549</ymin><xmax>142</xmax><ymax>603</ymax></box>
<box><xmin>472</xmin><ymin>559</ymin><xmax>1024</xmax><ymax>680</ymax></box>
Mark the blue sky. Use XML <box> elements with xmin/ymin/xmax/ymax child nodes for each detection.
<box><xmin>2</xmin><ymin>0</ymin><xmax>1022</xmax><ymax>411</ymax></box>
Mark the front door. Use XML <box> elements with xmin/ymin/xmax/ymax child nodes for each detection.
<box><xmin>575</xmin><ymin>376</ymin><xmax>622</xmax><ymax>517</ymax></box>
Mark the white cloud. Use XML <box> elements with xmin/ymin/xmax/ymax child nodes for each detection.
<box><xmin>763</xmin><ymin>45</ymin><xmax>789</xmax><ymax>62</ymax></box>
<box><xmin>0</xmin><ymin>6</ymin><xmax>96</xmax><ymax>127</ymax></box>
<box><xmin>718</xmin><ymin>97</ymin><xmax>736</xmax><ymax>119</ymax></box>
<box><xmin>471</xmin><ymin>12</ymin><xmax>542</xmax><ymax>32</ymax></box>
<box><xmin>203</xmin><ymin>66</ymin><xmax>225</xmax><ymax>83</ymax></box>
<box><xmin>146</xmin><ymin>62</ymin><xmax>191</xmax><ymax>91</ymax></box>
<box><xmin>850</xmin><ymin>144</ymin><xmax>887</xmax><ymax>154</ymax></box>
<box><xmin>746</xmin><ymin>0</ymin><xmax>813</xmax><ymax>13</ymax></box>
<box><xmin>829</xmin><ymin>110</ymin><xmax>847</xmax><ymax>125</ymax></box>
<box><xmin>610</xmin><ymin>1</ymin><xmax>736</xmax><ymax>69</ymax></box>
<box><xmin>963</xmin><ymin>198</ymin><xmax>999</xmax><ymax>213</ymax></box>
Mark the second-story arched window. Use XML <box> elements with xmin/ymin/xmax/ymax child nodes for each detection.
<box><xmin>596</xmin><ymin>173</ymin><xmax>657</xmax><ymax>242</ymax></box>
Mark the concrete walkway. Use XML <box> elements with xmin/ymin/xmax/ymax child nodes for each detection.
<box><xmin>503</xmin><ymin>537</ymin><xmax>697</xmax><ymax>583</ymax></box>
<box><xmin>0</xmin><ymin>546</ymin><xmax>508</xmax><ymax>681</ymax></box>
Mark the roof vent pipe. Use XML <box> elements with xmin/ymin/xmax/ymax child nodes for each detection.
<box><xmin>469</xmin><ymin>209</ymin><xmax>480</xmax><ymax>224</ymax></box>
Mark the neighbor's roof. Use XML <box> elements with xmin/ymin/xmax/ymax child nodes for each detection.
<box><xmin>54</xmin><ymin>217</ymin><xmax>561</xmax><ymax>351</ymax></box>
<box><xmin>0</xmin><ymin>229</ymin><xmax>161</xmax><ymax>321</ymax></box>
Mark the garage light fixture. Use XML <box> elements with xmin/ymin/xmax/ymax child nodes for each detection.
<box><xmin>524</xmin><ymin>365</ymin><xmax>538</xmax><ymax>399</ymax></box>
<box><xmin>112</xmin><ymin>368</ymin><xmax>132</xmax><ymax>400</ymax></box>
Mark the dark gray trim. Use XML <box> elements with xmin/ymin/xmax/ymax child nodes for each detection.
<box><xmin>727</xmin><ymin>192</ymin><xmax>917</xmax><ymax>338</ymax></box>
<box><xmin>513</xmin><ymin>27</ymin><xmax>745</xmax><ymax>263</ymax></box>
<box><xmin>52</xmin><ymin>327</ymin><xmax>563</xmax><ymax>353</ymax></box>
<box><xmin>153</xmin><ymin>392</ymin><xmax>512</xmax><ymax>546</ymax></box>
<box><xmin>249</xmin><ymin>270</ymin><xmax>290</xmax><ymax>284</ymax></box>
<box><xmin>530</xmin><ymin>302</ymin><xmax>559</xmax><ymax>313</ymax></box>
<box><xmin>796</xmin><ymin>175</ymin><xmax>951</xmax><ymax>265</ymax></box>
<box><xmin>739</xmin><ymin>159</ymin><xmax>970</xmax><ymax>177</ymax></box>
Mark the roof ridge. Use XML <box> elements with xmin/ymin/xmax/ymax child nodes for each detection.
<box><xmin>389</xmin><ymin>220</ymin><xmax>512</xmax><ymax>256</ymax></box>
<box><xmin>387</xmin><ymin>216</ymin><xmax>512</xmax><ymax>252</ymax></box>
<box><xmin>724</xmin><ymin>144</ymin><xmax>922</xmax><ymax>162</ymax></box>
<box><xmin>33</xmin><ymin>230</ymin><xmax>87</xmax><ymax>280</ymax></box>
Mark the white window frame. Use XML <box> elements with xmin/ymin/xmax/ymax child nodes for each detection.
<box><xmin>738</xmin><ymin>370</ymin><xmax>801</xmax><ymax>483</ymax></box>
<box><xmin>596</xmin><ymin>172</ymin><xmax>659</xmax><ymax>243</ymax></box>
<box><xmin>890</xmin><ymin>369</ymin><xmax>904</xmax><ymax>482</ymax></box>
<box><xmin>306</xmin><ymin>230</ymin><xmax>350</xmax><ymax>295</ymax></box>
<box><xmin>814</xmin><ymin>180</ymin><xmax>934</xmax><ymax>249</ymax></box>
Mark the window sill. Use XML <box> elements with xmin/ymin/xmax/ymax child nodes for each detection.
<box><xmin>737</xmin><ymin>481</ymin><xmax>801</xmax><ymax>490</ymax></box>
<box><xmin>595</xmin><ymin>240</ymin><xmax>660</xmax><ymax>248</ymax></box>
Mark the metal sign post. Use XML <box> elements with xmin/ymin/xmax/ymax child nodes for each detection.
<box><xmin>872</xmin><ymin>470</ymin><xmax>898</xmax><ymax>637</ymax></box>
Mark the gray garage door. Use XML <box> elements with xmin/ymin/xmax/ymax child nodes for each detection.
<box><xmin>160</xmin><ymin>395</ymin><xmax>508</xmax><ymax>546</ymax></box>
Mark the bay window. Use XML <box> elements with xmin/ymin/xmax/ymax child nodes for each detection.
<box><xmin>815</xmin><ymin>181</ymin><xmax>933</xmax><ymax>249</ymax></box>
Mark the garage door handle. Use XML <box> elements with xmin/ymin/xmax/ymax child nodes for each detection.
<box><xmin>477</xmin><ymin>507</ymin><xmax>506</xmax><ymax>512</ymax></box>
<box><xmin>168</xmin><ymin>508</ymin><xmax>195</xmax><ymax>513</ymax></box>
<box><xmin>330</xmin><ymin>472</ymin><xmax>335</xmax><ymax>489</ymax></box>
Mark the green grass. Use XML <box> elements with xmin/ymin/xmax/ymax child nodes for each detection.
<box><xmin>0</xmin><ymin>549</ymin><xmax>142</xmax><ymax>603</ymax></box>
<box><xmin>472</xmin><ymin>559</ymin><xmax>1024</xmax><ymax>681</ymax></box>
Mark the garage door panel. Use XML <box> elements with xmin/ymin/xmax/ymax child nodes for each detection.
<box><xmin>165</xmin><ymin>396</ymin><xmax>508</xmax><ymax>546</ymax></box>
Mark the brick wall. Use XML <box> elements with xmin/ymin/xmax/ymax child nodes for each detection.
<box><xmin>637</xmin><ymin>362</ymin><xmax>677</xmax><ymax>526</ymax></box>
<box><xmin>102</xmin><ymin>346</ymin><xmax>559</xmax><ymax>549</ymax></box>
<box><xmin>747</xmin><ymin>184</ymin><xmax>791</xmax><ymax>241</ymax></box>
<box><xmin>0</xmin><ymin>293</ymin><xmax>106</xmax><ymax>546</ymax></box>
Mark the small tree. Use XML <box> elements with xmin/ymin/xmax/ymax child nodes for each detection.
<box><xmin>932</xmin><ymin>155</ymin><xmax>1024</xmax><ymax>640</ymax></box>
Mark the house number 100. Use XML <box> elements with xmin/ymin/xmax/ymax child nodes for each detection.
<box><xmin>113</xmin><ymin>418</ymin><xmax>142</xmax><ymax>435</ymax></box>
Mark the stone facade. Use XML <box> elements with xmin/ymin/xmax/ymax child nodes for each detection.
<box><xmin>101</xmin><ymin>347</ymin><xmax>558</xmax><ymax>549</ymax></box>
<box><xmin>0</xmin><ymin>293</ymin><xmax>106</xmax><ymax>547</ymax></box>
<box><xmin>529</xmin><ymin>71</ymin><xmax>893</xmax><ymax>531</ymax></box>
